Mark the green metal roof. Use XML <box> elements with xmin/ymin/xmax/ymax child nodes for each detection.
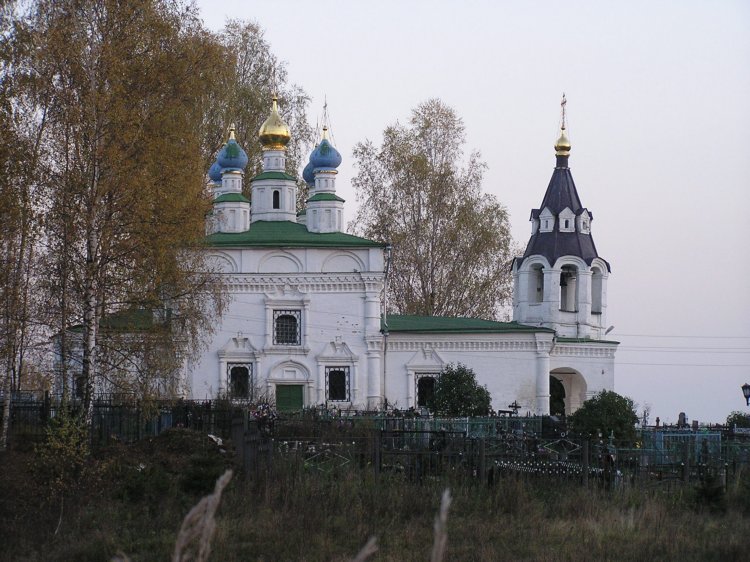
<box><xmin>383</xmin><ymin>315</ymin><xmax>554</xmax><ymax>334</ymax></box>
<box><xmin>251</xmin><ymin>171</ymin><xmax>297</xmax><ymax>182</ymax></box>
<box><xmin>307</xmin><ymin>193</ymin><xmax>345</xmax><ymax>203</ymax></box>
<box><xmin>556</xmin><ymin>337</ymin><xmax>620</xmax><ymax>345</ymax></box>
<box><xmin>67</xmin><ymin>309</ymin><xmax>155</xmax><ymax>333</ymax></box>
<box><xmin>205</xmin><ymin>220</ymin><xmax>385</xmax><ymax>248</ymax></box>
<box><xmin>214</xmin><ymin>193</ymin><xmax>250</xmax><ymax>204</ymax></box>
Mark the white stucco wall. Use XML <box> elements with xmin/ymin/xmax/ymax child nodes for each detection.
<box><xmin>187</xmin><ymin>246</ymin><xmax>616</xmax><ymax>415</ymax></box>
<box><xmin>187</xmin><ymin>245</ymin><xmax>385</xmax><ymax>408</ymax></box>
<box><xmin>383</xmin><ymin>333</ymin><xmax>617</xmax><ymax>415</ymax></box>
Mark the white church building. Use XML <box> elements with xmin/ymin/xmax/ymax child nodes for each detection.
<box><xmin>189</xmin><ymin>98</ymin><xmax>618</xmax><ymax>415</ymax></box>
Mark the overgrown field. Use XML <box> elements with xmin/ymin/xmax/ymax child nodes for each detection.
<box><xmin>1</xmin><ymin>429</ymin><xmax>749</xmax><ymax>561</ymax></box>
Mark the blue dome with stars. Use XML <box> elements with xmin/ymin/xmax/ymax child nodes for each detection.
<box><xmin>208</xmin><ymin>160</ymin><xmax>222</xmax><ymax>183</ymax></box>
<box><xmin>309</xmin><ymin>129</ymin><xmax>341</xmax><ymax>171</ymax></box>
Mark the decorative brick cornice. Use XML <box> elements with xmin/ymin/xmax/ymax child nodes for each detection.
<box><xmin>226</xmin><ymin>273</ymin><xmax>384</xmax><ymax>293</ymax></box>
<box><xmin>551</xmin><ymin>343</ymin><xmax>617</xmax><ymax>358</ymax></box>
<box><xmin>386</xmin><ymin>340</ymin><xmax>540</xmax><ymax>353</ymax></box>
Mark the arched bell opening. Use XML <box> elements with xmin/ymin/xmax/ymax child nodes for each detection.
<box><xmin>559</xmin><ymin>265</ymin><xmax>578</xmax><ymax>312</ymax></box>
<box><xmin>528</xmin><ymin>263</ymin><xmax>544</xmax><ymax>303</ymax></box>
<box><xmin>591</xmin><ymin>266</ymin><xmax>603</xmax><ymax>314</ymax></box>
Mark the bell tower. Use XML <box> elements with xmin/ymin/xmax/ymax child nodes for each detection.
<box><xmin>512</xmin><ymin>96</ymin><xmax>611</xmax><ymax>339</ymax></box>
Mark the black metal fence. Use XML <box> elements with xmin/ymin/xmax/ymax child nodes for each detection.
<box><xmin>4</xmin><ymin>394</ymin><xmax>750</xmax><ymax>489</ymax></box>
<box><xmin>1</xmin><ymin>394</ymin><xmax>248</xmax><ymax>448</ymax></box>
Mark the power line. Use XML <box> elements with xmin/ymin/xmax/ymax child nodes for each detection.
<box><xmin>617</xmin><ymin>361</ymin><xmax>750</xmax><ymax>367</ymax></box>
<box><xmin>617</xmin><ymin>344</ymin><xmax>749</xmax><ymax>351</ymax></box>
<box><xmin>618</xmin><ymin>348</ymin><xmax>750</xmax><ymax>354</ymax></box>
<box><xmin>615</xmin><ymin>333</ymin><xmax>750</xmax><ymax>339</ymax></box>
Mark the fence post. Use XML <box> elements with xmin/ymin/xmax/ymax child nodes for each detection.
<box><xmin>266</xmin><ymin>437</ymin><xmax>274</xmax><ymax>473</ymax></box>
<box><xmin>244</xmin><ymin>423</ymin><xmax>259</xmax><ymax>475</ymax></box>
<box><xmin>231</xmin><ymin>415</ymin><xmax>245</xmax><ymax>464</ymax></box>
<box><xmin>682</xmin><ymin>441</ymin><xmax>690</xmax><ymax>483</ymax></box>
<box><xmin>582</xmin><ymin>440</ymin><xmax>589</xmax><ymax>487</ymax></box>
<box><xmin>42</xmin><ymin>391</ymin><xmax>50</xmax><ymax>423</ymax></box>
<box><xmin>374</xmin><ymin>430</ymin><xmax>382</xmax><ymax>476</ymax></box>
<box><xmin>479</xmin><ymin>438</ymin><xmax>486</xmax><ymax>483</ymax></box>
<box><xmin>137</xmin><ymin>405</ymin><xmax>143</xmax><ymax>442</ymax></box>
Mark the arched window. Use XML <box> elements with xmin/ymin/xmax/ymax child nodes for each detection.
<box><xmin>528</xmin><ymin>264</ymin><xmax>544</xmax><ymax>303</ymax></box>
<box><xmin>591</xmin><ymin>267</ymin><xmax>603</xmax><ymax>314</ymax></box>
<box><xmin>273</xmin><ymin>310</ymin><xmax>301</xmax><ymax>345</ymax></box>
<box><xmin>559</xmin><ymin>265</ymin><xmax>578</xmax><ymax>312</ymax></box>
<box><xmin>228</xmin><ymin>364</ymin><xmax>251</xmax><ymax>399</ymax></box>
<box><xmin>273</xmin><ymin>190</ymin><xmax>280</xmax><ymax>209</ymax></box>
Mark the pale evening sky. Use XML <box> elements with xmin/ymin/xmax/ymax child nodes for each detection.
<box><xmin>195</xmin><ymin>0</ymin><xmax>750</xmax><ymax>424</ymax></box>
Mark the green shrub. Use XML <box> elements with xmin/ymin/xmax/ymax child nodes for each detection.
<box><xmin>726</xmin><ymin>410</ymin><xmax>750</xmax><ymax>429</ymax></box>
<box><xmin>116</xmin><ymin>462</ymin><xmax>171</xmax><ymax>503</ymax></box>
<box><xmin>429</xmin><ymin>363</ymin><xmax>491</xmax><ymax>417</ymax></box>
<box><xmin>180</xmin><ymin>454</ymin><xmax>225</xmax><ymax>495</ymax></box>
<box><xmin>35</xmin><ymin>412</ymin><xmax>90</xmax><ymax>500</ymax></box>
<box><xmin>568</xmin><ymin>390</ymin><xmax>639</xmax><ymax>444</ymax></box>
<box><xmin>693</xmin><ymin>466</ymin><xmax>727</xmax><ymax>514</ymax></box>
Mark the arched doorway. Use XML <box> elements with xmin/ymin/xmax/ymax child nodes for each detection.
<box><xmin>549</xmin><ymin>376</ymin><xmax>566</xmax><ymax>416</ymax></box>
<box><xmin>267</xmin><ymin>360</ymin><xmax>311</xmax><ymax>412</ymax></box>
<box><xmin>549</xmin><ymin>368</ymin><xmax>587</xmax><ymax>415</ymax></box>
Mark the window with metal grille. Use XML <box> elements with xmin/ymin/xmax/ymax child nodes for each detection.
<box><xmin>273</xmin><ymin>310</ymin><xmax>301</xmax><ymax>345</ymax></box>
<box><xmin>416</xmin><ymin>374</ymin><xmax>438</xmax><ymax>408</ymax></box>
<box><xmin>326</xmin><ymin>366</ymin><xmax>350</xmax><ymax>402</ymax></box>
<box><xmin>228</xmin><ymin>363</ymin><xmax>252</xmax><ymax>399</ymax></box>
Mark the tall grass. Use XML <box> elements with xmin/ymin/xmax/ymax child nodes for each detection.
<box><xmin>2</xmin><ymin>430</ymin><xmax>749</xmax><ymax>561</ymax></box>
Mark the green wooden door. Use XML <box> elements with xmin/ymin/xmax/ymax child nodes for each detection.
<box><xmin>276</xmin><ymin>384</ymin><xmax>304</xmax><ymax>412</ymax></box>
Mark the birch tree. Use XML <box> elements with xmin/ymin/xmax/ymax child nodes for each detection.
<box><xmin>27</xmin><ymin>0</ymin><xmax>229</xmax><ymax>421</ymax></box>
<box><xmin>351</xmin><ymin>99</ymin><xmax>514</xmax><ymax>320</ymax></box>
<box><xmin>0</xmin><ymin>0</ymin><xmax>46</xmax><ymax>449</ymax></box>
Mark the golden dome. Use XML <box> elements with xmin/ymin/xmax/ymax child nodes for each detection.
<box><xmin>555</xmin><ymin>127</ymin><xmax>571</xmax><ymax>156</ymax></box>
<box><xmin>258</xmin><ymin>96</ymin><xmax>291</xmax><ymax>150</ymax></box>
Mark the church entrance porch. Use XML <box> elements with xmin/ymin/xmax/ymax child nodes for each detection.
<box><xmin>549</xmin><ymin>368</ymin><xmax>587</xmax><ymax>415</ymax></box>
<box><xmin>550</xmin><ymin>376</ymin><xmax>566</xmax><ymax>416</ymax></box>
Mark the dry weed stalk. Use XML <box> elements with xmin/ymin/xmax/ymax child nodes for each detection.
<box><xmin>172</xmin><ymin>469</ymin><xmax>233</xmax><ymax>562</ymax></box>
<box><xmin>351</xmin><ymin>536</ymin><xmax>378</xmax><ymax>562</ymax></box>
<box><xmin>430</xmin><ymin>488</ymin><xmax>452</xmax><ymax>562</ymax></box>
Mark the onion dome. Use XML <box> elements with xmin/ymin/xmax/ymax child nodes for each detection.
<box><xmin>555</xmin><ymin>128</ymin><xmax>571</xmax><ymax>157</ymax></box>
<box><xmin>310</xmin><ymin>127</ymin><xmax>342</xmax><ymax>170</ymax></box>
<box><xmin>258</xmin><ymin>96</ymin><xmax>291</xmax><ymax>150</ymax></box>
<box><xmin>217</xmin><ymin>124</ymin><xmax>248</xmax><ymax>171</ymax></box>
<box><xmin>302</xmin><ymin>159</ymin><xmax>315</xmax><ymax>185</ymax></box>
<box><xmin>208</xmin><ymin>159</ymin><xmax>222</xmax><ymax>183</ymax></box>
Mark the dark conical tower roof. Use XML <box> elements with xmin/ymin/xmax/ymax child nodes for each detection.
<box><xmin>517</xmin><ymin>111</ymin><xmax>610</xmax><ymax>272</ymax></box>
